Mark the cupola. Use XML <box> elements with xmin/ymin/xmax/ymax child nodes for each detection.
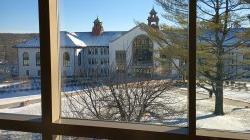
<box><xmin>147</xmin><ymin>8</ymin><xmax>159</xmax><ymax>29</ymax></box>
<box><xmin>92</xmin><ymin>17</ymin><xmax>104</xmax><ymax>36</ymax></box>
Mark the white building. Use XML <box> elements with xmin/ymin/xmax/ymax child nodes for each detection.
<box><xmin>15</xmin><ymin>9</ymin><xmax>178</xmax><ymax>78</ymax></box>
<box><xmin>15</xmin><ymin>8</ymin><xmax>249</xmax><ymax>79</ymax></box>
<box><xmin>197</xmin><ymin>28</ymin><xmax>250</xmax><ymax>79</ymax></box>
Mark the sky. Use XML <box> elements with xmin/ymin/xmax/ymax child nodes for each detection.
<box><xmin>0</xmin><ymin>0</ymin><xmax>164</xmax><ymax>33</ymax></box>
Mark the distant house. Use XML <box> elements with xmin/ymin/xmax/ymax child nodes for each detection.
<box><xmin>197</xmin><ymin>28</ymin><xmax>250</xmax><ymax>79</ymax></box>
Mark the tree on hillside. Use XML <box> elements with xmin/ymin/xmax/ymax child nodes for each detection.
<box><xmin>141</xmin><ymin>0</ymin><xmax>250</xmax><ymax>115</ymax></box>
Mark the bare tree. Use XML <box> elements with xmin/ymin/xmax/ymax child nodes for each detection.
<box><xmin>62</xmin><ymin>65</ymin><xmax>186</xmax><ymax>124</ymax></box>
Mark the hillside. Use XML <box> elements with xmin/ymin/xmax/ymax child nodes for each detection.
<box><xmin>0</xmin><ymin>33</ymin><xmax>37</xmax><ymax>64</ymax></box>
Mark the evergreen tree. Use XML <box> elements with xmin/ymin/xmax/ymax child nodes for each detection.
<box><xmin>141</xmin><ymin>0</ymin><xmax>250</xmax><ymax>115</ymax></box>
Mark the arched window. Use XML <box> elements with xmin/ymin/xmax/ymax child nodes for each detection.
<box><xmin>78</xmin><ymin>52</ymin><xmax>81</xmax><ymax>66</ymax></box>
<box><xmin>132</xmin><ymin>35</ymin><xmax>153</xmax><ymax>65</ymax></box>
<box><xmin>36</xmin><ymin>52</ymin><xmax>40</xmax><ymax>66</ymax></box>
<box><xmin>63</xmin><ymin>52</ymin><xmax>70</xmax><ymax>67</ymax></box>
<box><xmin>23</xmin><ymin>52</ymin><xmax>29</xmax><ymax>66</ymax></box>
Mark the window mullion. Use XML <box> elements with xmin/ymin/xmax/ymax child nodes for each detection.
<box><xmin>38</xmin><ymin>0</ymin><xmax>60</xmax><ymax>139</ymax></box>
<box><xmin>188</xmin><ymin>0</ymin><xmax>197</xmax><ymax>138</ymax></box>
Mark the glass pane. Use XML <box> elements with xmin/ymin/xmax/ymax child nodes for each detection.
<box><xmin>196</xmin><ymin>0</ymin><xmax>250</xmax><ymax>132</ymax></box>
<box><xmin>0</xmin><ymin>0</ymin><xmax>41</xmax><ymax>115</ymax></box>
<box><xmin>0</xmin><ymin>130</ymin><xmax>41</xmax><ymax>140</ymax></box>
<box><xmin>60</xmin><ymin>0</ymin><xmax>189</xmax><ymax>127</ymax></box>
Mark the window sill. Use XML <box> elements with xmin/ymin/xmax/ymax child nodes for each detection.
<box><xmin>53</xmin><ymin>118</ymin><xmax>188</xmax><ymax>139</ymax></box>
<box><xmin>197</xmin><ymin>129</ymin><xmax>250</xmax><ymax>140</ymax></box>
<box><xmin>0</xmin><ymin>113</ymin><xmax>41</xmax><ymax>133</ymax></box>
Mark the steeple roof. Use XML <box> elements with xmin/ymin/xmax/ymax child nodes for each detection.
<box><xmin>94</xmin><ymin>17</ymin><xmax>101</xmax><ymax>24</ymax></box>
<box><xmin>92</xmin><ymin>17</ymin><xmax>104</xmax><ymax>36</ymax></box>
<box><xmin>148</xmin><ymin>8</ymin><xmax>159</xmax><ymax>29</ymax></box>
<box><xmin>150</xmin><ymin>7</ymin><xmax>157</xmax><ymax>15</ymax></box>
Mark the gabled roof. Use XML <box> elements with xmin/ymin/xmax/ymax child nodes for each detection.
<box><xmin>110</xmin><ymin>25</ymin><xmax>142</xmax><ymax>43</ymax></box>
<box><xmin>70</xmin><ymin>31</ymin><xmax>126</xmax><ymax>47</ymax></box>
<box><xmin>198</xmin><ymin>28</ymin><xmax>250</xmax><ymax>46</ymax></box>
<box><xmin>15</xmin><ymin>35</ymin><xmax>40</xmax><ymax>48</ymax></box>
<box><xmin>15</xmin><ymin>31</ymin><xmax>127</xmax><ymax>48</ymax></box>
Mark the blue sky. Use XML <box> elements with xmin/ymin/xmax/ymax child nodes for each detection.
<box><xmin>0</xmin><ymin>1</ymin><xmax>249</xmax><ymax>33</ymax></box>
<box><xmin>0</xmin><ymin>0</ymin><xmax>163</xmax><ymax>33</ymax></box>
<box><xmin>0</xmin><ymin>0</ymin><xmax>39</xmax><ymax>33</ymax></box>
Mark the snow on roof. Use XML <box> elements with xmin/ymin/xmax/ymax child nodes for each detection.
<box><xmin>60</xmin><ymin>31</ymin><xmax>87</xmax><ymax>47</ymax></box>
<box><xmin>72</xmin><ymin>31</ymin><xmax>126</xmax><ymax>46</ymax></box>
<box><xmin>15</xmin><ymin>31</ymin><xmax>126</xmax><ymax>48</ymax></box>
<box><xmin>15</xmin><ymin>36</ymin><xmax>40</xmax><ymax>48</ymax></box>
<box><xmin>198</xmin><ymin>28</ymin><xmax>250</xmax><ymax>46</ymax></box>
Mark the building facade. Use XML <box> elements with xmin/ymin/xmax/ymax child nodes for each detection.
<box><xmin>15</xmin><ymin>8</ymin><xmax>250</xmax><ymax>79</ymax></box>
<box><xmin>15</xmin><ymin>9</ymin><xmax>178</xmax><ymax>78</ymax></box>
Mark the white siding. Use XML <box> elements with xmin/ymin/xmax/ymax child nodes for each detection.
<box><xmin>18</xmin><ymin>48</ymin><xmax>40</xmax><ymax>77</ymax></box>
<box><xmin>60</xmin><ymin>48</ymin><xmax>75</xmax><ymax>77</ymax></box>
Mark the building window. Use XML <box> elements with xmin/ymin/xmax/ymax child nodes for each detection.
<box><xmin>88</xmin><ymin>48</ymin><xmax>96</xmax><ymax>55</ymax></box>
<box><xmin>100</xmin><ymin>68</ymin><xmax>103</xmax><ymax>75</ymax></box>
<box><xmin>95</xmin><ymin>58</ymin><xmax>98</xmax><ymax>64</ymax></box>
<box><xmin>116</xmin><ymin>50</ymin><xmax>126</xmax><ymax>65</ymax></box>
<box><xmin>95</xmin><ymin>48</ymin><xmax>98</xmax><ymax>55</ymax></box>
<box><xmin>104</xmin><ymin>48</ymin><xmax>106</xmax><ymax>55</ymax></box>
<box><xmin>23</xmin><ymin>52</ymin><xmax>29</xmax><ymax>66</ymax></box>
<box><xmin>132</xmin><ymin>35</ymin><xmax>153</xmax><ymax>65</ymax></box>
<box><xmin>36</xmin><ymin>52</ymin><xmax>40</xmax><ymax>66</ymax></box>
<box><xmin>101</xmin><ymin>48</ymin><xmax>104</xmax><ymax>55</ymax></box>
<box><xmin>38</xmin><ymin>70</ymin><xmax>41</xmax><ymax>77</ymax></box>
<box><xmin>104</xmin><ymin>68</ymin><xmax>109</xmax><ymax>76</ymax></box>
<box><xmin>104</xmin><ymin>48</ymin><xmax>109</xmax><ymax>55</ymax></box>
<box><xmin>88</xmin><ymin>58</ymin><xmax>91</xmax><ymax>65</ymax></box>
<box><xmin>101</xmin><ymin>59</ymin><xmax>103</xmax><ymax>65</ymax></box>
<box><xmin>63</xmin><ymin>52</ymin><xmax>70</xmax><ymax>67</ymax></box>
<box><xmin>88</xmin><ymin>68</ymin><xmax>91</xmax><ymax>76</ymax></box>
<box><xmin>26</xmin><ymin>70</ymin><xmax>29</xmax><ymax>76</ymax></box>
<box><xmin>116</xmin><ymin>50</ymin><xmax>126</xmax><ymax>72</ymax></box>
<box><xmin>82</xmin><ymin>49</ymin><xmax>84</xmax><ymax>55</ymax></box>
<box><xmin>104</xmin><ymin>59</ymin><xmax>107</xmax><ymax>65</ymax></box>
<box><xmin>78</xmin><ymin>52</ymin><xmax>81</xmax><ymax>66</ymax></box>
<box><xmin>88</xmin><ymin>48</ymin><xmax>91</xmax><ymax>55</ymax></box>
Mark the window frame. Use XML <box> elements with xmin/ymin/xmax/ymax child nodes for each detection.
<box><xmin>63</xmin><ymin>52</ymin><xmax>70</xmax><ymax>67</ymax></box>
<box><xmin>0</xmin><ymin>0</ymin><xmax>249</xmax><ymax>140</ymax></box>
<box><xmin>78</xmin><ymin>52</ymin><xmax>81</xmax><ymax>66</ymax></box>
<box><xmin>23</xmin><ymin>52</ymin><xmax>30</xmax><ymax>66</ymax></box>
<box><xmin>132</xmin><ymin>35</ymin><xmax>153</xmax><ymax>65</ymax></box>
<box><xmin>115</xmin><ymin>50</ymin><xmax>126</xmax><ymax>65</ymax></box>
<box><xmin>36</xmin><ymin>52</ymin><xmax>41</xmax><ymax>66</ymax></box>
<box><xmin>26</xmin><ymin>70</ymin><xmax>30</xmax><ymax>76</ymax></box>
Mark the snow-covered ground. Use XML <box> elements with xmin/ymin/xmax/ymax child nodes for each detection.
<box><xmin>196</xmin><ymin>87</ymin><xmax>250</xmax><ymax>103</ymax></box>
<box><xmin>0</xmin><ymin>130</ymin><xmax>41</xmax><ymax>140</ymax></box>
<box><xmin>0</xmin><ymin>91</ymin><xmax>40</xmax><ymax>106</ymax></box>
<box><xmin>196</xmin><ymin>94</ymin><xmax>250</xmax><ymax>132</ymax></box>
<box><xmin>0</xmin><ymin>81</ymin><xmax>26</xmax><ymax>88</ymax></box>
<box><xmin>0</xmin><ymin>85</ymin><xmax>250</xmax><ymax>133</ymax></box>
